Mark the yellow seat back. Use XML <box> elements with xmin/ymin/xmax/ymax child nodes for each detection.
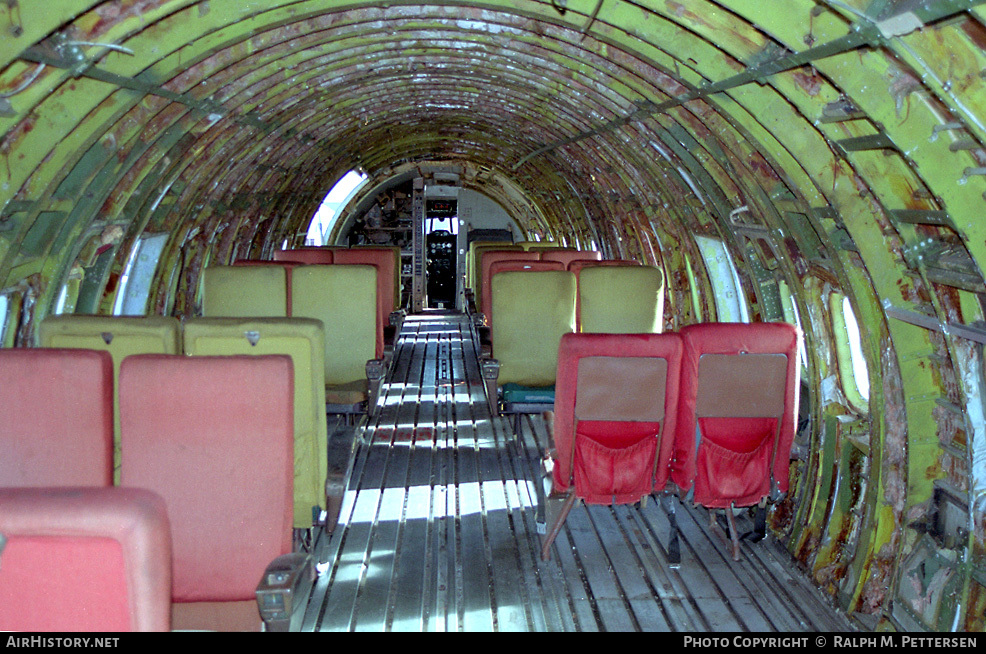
<box><xmin>39</xmin><ymin>315</ymin><xmax>182</xmax><ymax>482</ymax></box>
<box><xmin>202</xmin><ymin>265</ymin><xmax>287</xmax><ymax>317</ymax></box>
<box><xmin>183</xmin><ymin>317</ymin><xmax>328</xmax><ymax>528</ymax></box>
<box><xmin>291</xmin><ymin>264</ymin><xmax>377</xmax><ymax>389</ymax></box>
<box><xmin>491</xmin><ymin>270</ymin><xmax>576</xmax><ymax>387</ymax></box>
<box><xmin>579</xmin><ymin>266</ymin><xmax>664</xmax><ymax>334</ymax></box>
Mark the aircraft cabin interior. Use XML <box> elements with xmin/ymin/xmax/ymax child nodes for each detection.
<box><xmin>1</xmin><ymin>0</ymin><xmax>985</xmax><ymax>635</ymax></box>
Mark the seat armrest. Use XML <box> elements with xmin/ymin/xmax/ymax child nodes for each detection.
<box><xmin>464</xmin><ymin>289</ymin><xmax>477</xmax><ymax>315</ymax></box>
<box><xmin>256</xmin><ymin>552</ymin><xmax>315</xmax><ymax>632</ymax></box>
<box><xmin>481</xmin><ymin>358</ymin><xmax>500</xmax><ymax>417</ymax></box>
<box><xmin>385</xmin><ymin>312</ymin><xmax>405</xmax><ymax>357</ymax></box>
<box><xmin>366</xmin><ymin>358</ymin><xmax>387</xmax><ymax>417</ymax></box>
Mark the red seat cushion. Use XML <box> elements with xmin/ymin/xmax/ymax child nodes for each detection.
<box><xmin>0</xmin><ymin>348</ymin><xmax>113</xmax><ymax>487</ymax></box>
<box><xmin>119</xmin><ymin>355</ymin><xmax>294</xmax><ymax>603</ymax></box>
<box><xmin>0</xmin><ymin>487</ymin><xmax>172</xmax><ymax>632</ymax></box>
<box><xmin>0</xmin><ymin>535</ymin><xmax>131</xmax><ymax>631</ymax></box>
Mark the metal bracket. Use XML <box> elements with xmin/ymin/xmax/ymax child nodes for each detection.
<box><xmin>481</xmin><ymin>358</ymin><xmax>500</xmax><ymax>417</ymax></box>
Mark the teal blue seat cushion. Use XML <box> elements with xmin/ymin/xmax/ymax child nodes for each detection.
<box><xmin>502</xmin><ymin>383</ymin><xmax>555</xmax><ymax>404</ymax></box>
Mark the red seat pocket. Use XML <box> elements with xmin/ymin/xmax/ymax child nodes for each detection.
<box><xmin>573</xmin><ymin>420</ymin><xmax>660</xmax><ymax>504</ymax></box>
<box><xmin>692</xmin><ymin>417</ymin><xmax>776</xmax><ymax>507</ymax></box>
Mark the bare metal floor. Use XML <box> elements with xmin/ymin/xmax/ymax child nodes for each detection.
<box><xmin>302</xmin><ymin>313</ymin><xmax>854</xmax><ymax>632</ymax></box>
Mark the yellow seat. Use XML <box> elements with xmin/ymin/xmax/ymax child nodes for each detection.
<box><xmin>491</xmin><ymin>270</ymin><xmax>576</xmax><ymax>388</ymax></box>
<box><xmin>202</xmin><ymin>265</ymin><xmax>288</xmax><ymax>317</ymax></box>
<box><xmin>291</xmin><ymin>264</ymin><xmax>378</xmax><ymax>407</ymax></box>
<box><xmin>578</xmin><ymin>265</ymin><xmax>665</xmax><ymax>334</ymax></box>
<box><xmin>182</xmin><ymin>317</ymin><xmax>329</xmax><ymax>529</ymax></box>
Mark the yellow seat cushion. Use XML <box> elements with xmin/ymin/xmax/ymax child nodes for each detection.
<box><xmin>579</xmin><ymin>266</ymin><xmax>664</xmax><ymax>334</ymax></box>
<box><xmin>182</xmin><ymin>317</ymin><xmax>329</xmax><ymax>528</ymax></box>
<box><xmin>202</xmin><ymin>266</ymin><xmax>287</xmax><ymax>318</ymax></box>
<box><xmin>491</xmin><ymin>270</ymin><xmax>576</xmax><ymax>387</ymax></box>
<box><xmin>325</xmin><ymin>380</ymin><xmax>369</xmax><ymax>406</ymax></box>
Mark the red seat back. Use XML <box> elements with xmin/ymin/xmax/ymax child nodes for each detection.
<box><xmin>567</xmin><ymin>258</ymin><xmax>640</xmax><ymax>277</ymax></box>
<box><xmin>0</xmin><ymin>348</ymin><xmax>113</xmax><ymax>487</ymax></box>
<box><xmin>552</xmin><ymin>332</ymin><xmax>683</xmax><ymax>504</ymax></box>
<box><xmin>272</xmin><ymin>247</ymin><xmax>334</xmax><ymax>265</ymax></box>
<box><xmin>119</xmin><ymin>354</ymin><xmax>294</xmax><ymax>630</ymax></box>
<box><xmin>673</xmin><ymin>322</ymin><xmax>801</xmax><ymax>508</ymax></box>
<box><xmin>0</xmin><ymin>487</ymin><xmax>172</xmax><ymax>632</ymax></box>
<box><xmin>541</xmin><ymin>249</ymin><xmax>601</xmax><ymax>269</ymax></box>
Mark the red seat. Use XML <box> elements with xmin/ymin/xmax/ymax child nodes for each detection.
<box><xmin>119</xmin><ymin>354</ymin><xmax>296</xmax><ymax>631</ymax></box>
<box><xmin>272</xmin><ymin>247</ymin><xmax>334</xmax><ymax>265</ymax></box>
<box><xmin>540</xmin><ymin>249</ymin><xmax>601</xmax><ymax>269</ymax></box>
<box><xmin>567</xmin><ymin>258</ymin><xmax>640</xmax><ymax>277</ymax></box>
<box><xmin>540</xmin><ymin>332</ymin><xmax>683</xmax><ymax>561</ymax></box>
<box><xmin>0</xmin><ymin>348</ymin><xmax>113</xmax><ymax>487</ymax></box>
<box><xmin>673</xmin><ymin>322</ymin><xmax>801</xmax><ymax>559</ymax></box>
<box><xmin>0</xmin><ymin>487</ymin><xmax>172</xmax><ymax>632</ymax></box>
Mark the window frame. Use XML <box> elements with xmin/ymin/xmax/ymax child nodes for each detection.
<box><xmin>831</xmin><ymin>292</ymin><xmax>870</xmax><ymax>413</ymax></box>
<box><xmin>693</xmin><ymin>234</ymin><xmax>749</xmax><ymax>323</ymax></box>
<box><xmin>778</xmin><ymin>280</ymin><xmax>809</xmax><ymax>377</ymax></box>
<box><xmin>0</xmin><ymin>293</ymin><xmax>8</xmax><ymax>345</ymax></box>
<box><xmin>112</xmin><ymin>233</ymin><xmax>169</xmax><ymax>316</ymax></box>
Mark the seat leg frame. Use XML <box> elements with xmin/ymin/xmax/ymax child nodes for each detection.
<box><xmin>662</xmin><ymin>494</ymin><xmax>681</xmax><ymax>568</ymax></box>
<box><xmin>710</xmin><ymin>508</ymin><xmax>742</xmax><ymax>561</ymax></box>
<box><xmin>539</xmin><ymin>490</ymin><xmax>577</xmax><ymax>561</ymax></box>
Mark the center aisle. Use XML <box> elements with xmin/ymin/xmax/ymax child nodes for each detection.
<box><xmin>302</xmin><ymin>312</ymin><xmax>854</xmax><ymax>633</ymax></box>
<box><xmin>304</xmin><ymin>312</ymin><xmax>561</xmax><ymax>631</ymax></box>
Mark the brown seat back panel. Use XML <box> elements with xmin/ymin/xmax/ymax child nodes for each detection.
<box><xmin>575</xmin><ymin>356</ymin><xmax>667</xmax><ymax>423</ymax></box>
<box><xmin>696</xmin><ymin>353</ymin><xmax>788</xmax><ymax>418</ymax></box>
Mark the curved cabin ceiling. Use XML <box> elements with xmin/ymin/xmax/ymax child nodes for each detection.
<box><xmin>2</xmin><ymin>0</ymin><xmax>986</xmax><ymax>631</ymax></box>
